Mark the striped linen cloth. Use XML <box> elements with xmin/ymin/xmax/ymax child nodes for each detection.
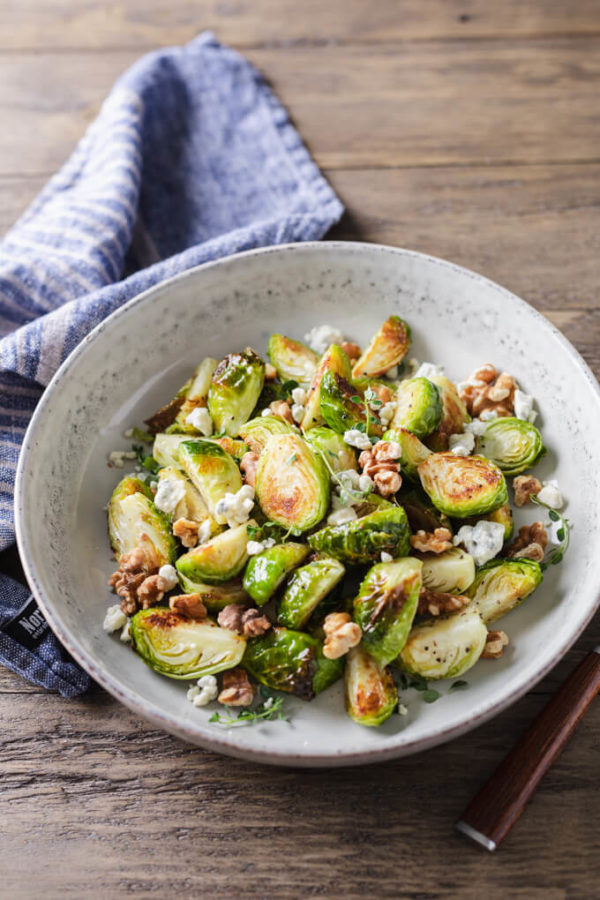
<box><xmin>0</xmin><ymin>32</ymin><xmax>343</xmax><ymax>696</ymax></box>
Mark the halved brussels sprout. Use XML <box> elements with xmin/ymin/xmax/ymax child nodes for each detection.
<box><xmin>391</xmin><ymin>377</ymin><xmax>442</xmax><ymax>438</ymax></box>
<box><xmin>267</xmin><ymin>334</ymin><xmax>319</xmax><ymax>387</ymax></box>
<box><xmin>177</xmin><ymin>573</ymin><xmax>249</xmax><ymax>612</ymax></box>
<box><xmin>304</xmin><ymin>426</ymin><xmax>358</xmax><ymax>473</ymax></box>
<box><xmin>243</xmin><ymin>627</ymin><xmax>342</xmax><ymax>699</ymax></box>
<box><xmin>351</xmin><ymin>315</ymin><xmax>411</xmax><ymax>379</ymax></box>
<box><xmin>255</xmin><ymin>433</ymin><xmax>329</xmax><ymax>532</ymax></box>
<box><xmin>145</xmin><ymin>378</ymin><xmax>191</xmax><ymax>434</ymax></box>
<box><xmin>243</xmin><ymin>542</ymin><xmax>310</xmax><ymax>606</ymax></box>
<box><xmin>426</xmin><ymin>376</ymin><xmax>470</xmax><ymax>451</ymax></box>
<box><xmin>419</xmin><ymin>547</ymin><xmax>476</xmax><ymax>594</ymax></box>
<box><xmin>320</xmin><ymin>370</ymin><xmax>383</xmax><ymax>437</ymax></box>
<box><xmin>477</xmin><ymin>417</ymin><xmax>546</xmax><ymax>476</ymax></box>
<box><xmin>131</xmin><ymin>608</ymin><xmax>245</xmax><ymax>679</ymax></box>
<box><xmin>176</xmin><ymin>521</ymin><xmax>253</xmax><ymax>585</ymax></box>
<box><xmin>156</xmin><ymin>466</ymin><xmax>221</xmax><ymax>536</ymax></box>
<box><xmin>399</xmin><ymin>606</ymin><xmax>487</xmax><ymax>680</ymax></box>
<box><xmin>464</xmin><ymin>503</ymin><xmax>514</xmax><ymax>542</ymax></box>
<box><xmin>344</xmin><ymin>645</ymin><xmax>398</xmax><ymax>727</ymax></box>
<box><xmin>166</xmin><ymin>358</ymin><xmax>218</xmax><ymax>434</ymax></box>
<box><xmin>353</xmin><ymin>559</ymin><xmax>422</xmax><ymax>667</ymax></box>
<box><xmin>467</xmin><ymin>558</ymin><xmax>543</xmax><ymax>624</ymax></box>
<box><xmin>215</xmin><ymin>437</ymin><xmax>249</xmax><ymax>460</ymax></box>
<box><xmin>152</xmin><ymin>433</ymin><xmax>189</xmax><ymax>468</ymax></box>
<box><xmin>108</xmin><ymin>476</ymin><xmax>175</xmax><ymax>564</ymax></box>
<box><xmin>383</xmin><ymin>427</ymin><xmax>432</xmax><ymax>479</ymax></box>
<box><xmin>397</xmin><ymin>485</ymin><xmax>452</xmax><ymax>533</ymax></box>
<box><xmin>278</xmin><ymin>556</ymin><xmax>346</xmax><ymax>628</ymax></box>
<box><xmin>302</xmin><ymin>344</ymin><xmax>352</xmax><ymax>431</ymax></box>
<box><xmin>207</xmin><ymin>348</ymin><xmax>265</xmax><ymax>436</ymax></box>
<box><xmin>308</xmin><ymin>506</ymin><xmax>411</xmax><ymax>565</ymax></box>
<box><xmin>238</xmin><ymin>415</ymin><xmax>294</xmax><ymax>454</ymax></box>
<box><xmin>179</xmin><ymin>439</ymin><xmax>243</xmax><ymax>523</ymax></box>
<box><xmin>418</xmin><ymin>452</ymin><xmax>508</xmax><ymax>518</ymax></box>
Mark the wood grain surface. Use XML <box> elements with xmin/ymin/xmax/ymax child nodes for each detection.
<box><xmin>1</xmin><ymin>2</ymin><xmax>599</xmax><ymax>897</ymax></box>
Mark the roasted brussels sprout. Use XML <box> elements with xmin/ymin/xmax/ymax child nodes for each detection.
<box><xmin>353</xmin><ymin>559</ymin><xmax>422</xmax><ymax>666</ymax></box>
<box><xmin>267</xmin><ymin>334</ymin><xmax>319</xmax><ymax>388</ymax></box>
<box><xmin>278</xmin><ymin>556</ymin><xmax>346</xmax><ymax>628</ymax></box>
<box><xmin>214</xmin><ymin>437</ymin><xmax>248</xmax><ymax>460</ymax></box>
<box><xmin>156</xmin><ymin>467</ymin><xmax>221</xmax><ymax>538</ymax></box>
<box><xmin>302</xmin><ymin>344</ymin><xmax>352</xmax><ymax>431</ymax></box>
<box><xmin>176</xmin><ymin>573</ymin><xmax>249</xmax><ymax>612</ymax></box>
<box><xmin>477</xmin><ymin>417</ymin><xmax>546</xmax><ymax>476</ymax></box>
<box><xmin>463</xmin><ymin>503</ymin><xmax>514</xmax><ymax>542</ymax></box>
<box><xmin>166</xmin><ymin>358</ymin><xmax>218</xmax><ymax>434</ymax></box>
<box><xmin>382</xmin><ymin>427</ymin><xmax>432</xmax><ymax>479</ymax></box>
<box><xmin>243</xmin><ymin>627</ymin><xmax>342</xmax><ymax>699</ymax></box>
<box><xmin>176</xmin><ymin>522</ymin><xmax>253</xmax><ymax>585</ymax></box>
<box><xmin>419</xmin><ymin>547</ymin><xmax>476</xmax><ymax>594</ymax></box>
<box><xmin>179</xmin><ymin>439</ymin><xmax>243</xmax><ymax>523</ymax></box>
<box><xmin>308</xmin><ymin>506</ymin><xmax>411</xmax><ymax>565</ymax></box>
<box><xmin>207</xmin><ymin>348</ymin><xmax>265</xmax><ymax>436</ymax></box>
<box><xmin>391</xmin><ymin>377</ymin><xmax>443</xmax><ymax>438</ymax></box>
<box><xmin>255</xmin><ymin>433</ymin><xmax>329</xmax><ymax>532</ymax></box>
<box><xmin>131</xmin><ymin>608</ymin><xmax>245</xmax><ymax>679</ymax></box>
<box><xmin>238</xmin><ymin>414</ymin><xmax>294</xmax><ymax>453</ymax></box>
<box><xmin>304</xmin><ymin>426</ymin><xmax>358</xmax><ymax>473</ymax></box>
<box><xmin>426</xmin><ymin>376</ymin><xmax>470</xmax><ymax>451</ymax></box>
<box><xmin>108</xmin><ymin>476</ymin><xmax>175</xmax><ymax>564</ymax></box>
<box><xmin>467</xmin><ymin>558</ymin><xmax>543</xmax><ymax>624</ymax></box>
<box><xmin>344</xmin><ymin>645</ymin><xmax>398</xmax><ymax>727</ymax></box>
<box><xmin>418</xmin><ymin>452</ymin><xmax>508</xmax><ymax>518</ymax></box>
<box><xmin>399</xmin><ymin>606</ymin><xmax>488</xmax><ymax>680</ymax></box>
<box><xmin>243</xmin><ymin>542</ymin><xmax>310</xmax><ymax>605</ymax></box>
<box><xmin>152</xmin><ymin>432</ymin><xmax>190</xmax><ymax>468</ymax></box>
<box><xmin>351</xmin><ymin>315</ymin><xmax>411</xmax><ymax>379</ymax></box>
<box><xmin>145</xmin><ymin>377</ymin><xmax>191</xmax><ymax>434</ymax></box>
<box><xmin>397</xmin><ymin>484</ymin><xmax>452</xmax><ymax>533</ymax></box>
<box><xmin>320</xmin><ymin>370</ymin><xmax>383</xmax><ymax>437</ymax></box>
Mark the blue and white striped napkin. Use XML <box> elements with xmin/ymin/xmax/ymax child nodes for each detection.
<box><xmin>0</xmin><ymin>32</ymin><xmax>343</xmax><ymax>695</ymax></box>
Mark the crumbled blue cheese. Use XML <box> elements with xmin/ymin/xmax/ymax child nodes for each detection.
<box><xmin>261</xmin><ymin>407</ymin><xmax>272</xmax><ymax>417</ymax></box>
<box><xmin>513</xmin><ymin>389</ymin><xmax>538</xmax><ymax>423</ymax></box>
<box><xmin>158</xmin><ymin>564</ymin><xmax>178</xmax><ymax>591</ymax></box>
<box><xmin>154</xmin><ymin>476</ymin><xmax>186</xmax><ymax>517</ymax></box>
<box><xmin>415</xmin><ymin>362</ymin><xmax>445</xmax><ymax>380</ymax></box>
<box><xmin>344</xmin><ymin>429</ymin><xmax>372</xmax><ymax>450</ymax></box>
<box><xmin>185</xmin><ymin>406</ymin><xmax>213</xmax><ymax>436</ymax></box>
<box><xmin>291</xmin><ymin>404</ymin><xmax>306</xmax><ymax>424</ymax></box>
<box><xmin>214</xmin><ymin>484</ymin><xmax>255</xmax><ymax>527</ymax></box>
<box><xmin>379</xmin><ymin>401</ymin><xmax>397</xmax><ymax>427</ymax></box>
<box><xmin>304</xmin><ymin>324</ymin><xmax>345</xmax><ymax>355</ymax></box>
<box><xmin>537</xmin><ymin>479</ymin><xmax>564</xmax><ymax>509</ymax></box>
<box><xmin>398</xmin><ymin>703</ymin><xmax>408</xmax><ymax>716</ymax></box>
<box><xmin>187</xmin><ymin>675</ymin><xmax>219</xmax><ymax>708</ymax></box>
<box><xmin>358</xmin><ymin>474</ymin><xmax>373</xmax><ymax>492</ymax></box>
<box><xmin>247</xmin><ymin>537</ymin><xmax>277</xmax><ymax>556</ymax></box>
<box><xmin>464</xmin><ymin>418</ymin><xmax>488</xmax><ymax>437</ymax></box>
<box><xmin>103</xmin><ymin>604</ymin><xmax>128</xmax><ymax>633</ymax></box>
<box><xmin>327</xmin><ymin>506</ymin><xmax>358</xmax><ymax>526</ymax></box>
<box><xmin>479</xmin><ymin>408</ymin><xmax>498</xmax><ymax>422</ymax></box>
<box><xmin>120</xmin><ymin>619</ymin><xmax>131</xmax><ymax>642</ymax></box>
<box><xmin>380</xmin><ymin>551</ymin><xmax>393</xmax><ymax>563</ymax></box>
<box><xmin>108</xmin><ymin>450</ymin><xmax>137</xmax><ymax>468</ymax></box>
<box><xmin>291</xmin><ymin>387</ymin><xmax>308</xmax><ymax>405</ymax></box>
<box><xmin>448</xmin><ymin>431</ymin><xmax>476</xmax><ymax>457</ymax></box>
<box><xmin>453</xmin><ymin>521</ymin><xmax>505</xmax><ymax>567</ymax></box>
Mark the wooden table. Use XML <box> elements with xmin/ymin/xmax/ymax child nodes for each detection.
<box><xmin>1</xmin><ymin>2</ymin><xmax>599</xmax><ymax>895</ymax></box>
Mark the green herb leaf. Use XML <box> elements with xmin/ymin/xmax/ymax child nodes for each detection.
<box><xmin>281</xmin><ymin>380</ymin><xmax>299</xmax><ymax>394</ymax></box>
<box><xmin>548</xmin><ymin>509</ymin><xmax>560</xmax><ymax>522</ymax></box>
<box><xmin>422</xmin><ymin>689</ymin><xmax>441</xmax><ymax>703</ymax></box>
<box><xmin>556</xmin><ymin>527</ymin><xmax>565</xmax><ymax>541</ymax></box>
<box><xmin>449</xmin><ymin>680</ymin><xmax>468</xmax><ymax>691</ymax></box>
<box><xmin>408</xmin><ymin>674</ymin><xmax>429</xmax><ymax>692</ymax></box>
<box><xmin>530</xmin><ymin>494</ymin><xmax>570</xmax><ymax>569</ymax></box>
<box><xmin>208</xmin><ymin>696</ymin><xmax>288</xmax><ymax>728</ymax></box>
<box><xmin>351</xmin><ymin>395</ymin><xmax>363</xmax><ymax>404</ymax></box>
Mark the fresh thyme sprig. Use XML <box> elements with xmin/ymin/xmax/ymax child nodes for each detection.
<box><xmin>208</xmin><ymin>695</ymin><xmax>288</xmax><ymax>727</ymax></box>
<box><xmin>315</xmin><ymin>446</ymin><xmax>371</xmax><ymax>506</ymax></box>
<box><xmin>530</xmin><ymin>494</ymin><xmax>570</xmax><ymax>569</ymax></box>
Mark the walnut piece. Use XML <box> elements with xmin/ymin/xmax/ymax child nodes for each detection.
<box><xmin>322</xmin><ymin>612</ymin><xmax>362</xmax><ymax>660</ymax></box>
<box><xmin>217</xmin><ymin>603</ymin><xmax>271</xmax><ymax>637</ymax></box>
<box><xmin>108</xmin><ymin>545</ymin><xmax>161</xmax><ymax>615</ymax></box>
<box><xmin>459</xmin><ymin>365</ymin><xmax>517</xmax><ymax>418</ymax></box>
<box><xmin>359</xmin><ymin>441</ymin><xmax>403</xmax><ymax>497</ymax></box>
<box><xmin>240</xmin><ymin>451</ymin><xmax>260</xmax><ymax>487</ymax></box>
<box><xmin>341</xmin><ymin>341</ymin><xmax>362</xmax><ymax>362</ymax></box>
<box><xmin>410</xmin><ymin>528</ymin><xmax>453</xmax><ymax>554</ymax></box>
<box><xmin>218</xmin><ymin>668</ymin><xmax>255</xmax><ymax>706</ymax></box>
<box><xmin>269</xmin><ymin>400</ymin><xmax>294</xmax><ymax>424</ymax></box>
<box><xmin>506</xmin><ymin>522</ymin><xmax>547</xmax><ymax>562</ymax></box>
<box><xmin>169</xmin><ymin>593</ymin><xmax>207</xmax><ymax>619</ymax></box>
<box><xmin>264</xmin><ymin>363</ymin><xmax>277</xmax><ymax>381</ymax></box>
<box><xmin>173</xmin><ymin>517</ymin><xmax>200</xmax><ymax>548</ymax></box>
<box><xmin>417</xmin><ymin>588</ymin><xmax>470</xmax><ymax>617</ymax></box>
<box><xmin>482</xmin><ymin>630</ymin><xmax>509</xmax><ymax>659</ymax></box>
<box><xmin>513</xmin><ymin>475</ymin><xmax>542</xmax><ymax>507</ymax></box>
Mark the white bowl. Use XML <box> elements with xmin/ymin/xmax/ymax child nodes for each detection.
<box><xmin>15</xmin><ymin>242</ymin><xmax>600</xmax><ymax>767</ymax></box>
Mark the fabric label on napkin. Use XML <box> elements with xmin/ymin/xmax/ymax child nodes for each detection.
<box><xmin>1</xmin><ymin>596</ymin><xmax>49</xmax><ymax>650</ymax></box>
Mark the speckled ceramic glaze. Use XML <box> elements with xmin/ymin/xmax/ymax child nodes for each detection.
<box><xmin>15</xmin><ymin>242</ymin><xmax>600</xmax><ymax>767</ymax></box>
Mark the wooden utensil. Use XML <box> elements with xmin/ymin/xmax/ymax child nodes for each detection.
<box><xmin>456</xmin><ymin>646</ymin><xmax>600</xmax><ymax>851</ymax></box>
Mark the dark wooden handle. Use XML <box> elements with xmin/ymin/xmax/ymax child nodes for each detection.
<box><xmin>456</xmin><ymin>647</ymin><xmax>600</xmax><ymax>851</ymax></box>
